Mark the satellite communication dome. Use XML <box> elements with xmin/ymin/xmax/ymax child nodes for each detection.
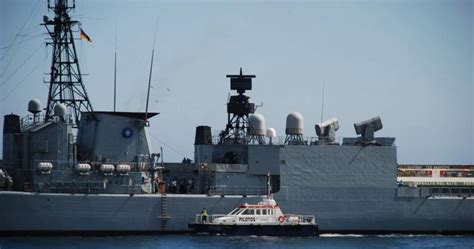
<box><xmin>28</xmin><ymin>99</ymin><xmax>42</xmax><ymax>114</ymax></box>
<box><xmin>248</xmin><ymin>113</ymin><xmax>266</xmax><ymax>136</ymax></box>
<box><xmin>53</xmin><ymin>103</ymin><xmax>67</xmax><ymax>117</ymax></box>
<box><xmin>286</xmin><ymin>112</ymin><xmax>304</xmax><ymax>135</ymax></box>
<box><xmin>266</xmin><ymin>128</ymin><xmax>276</xmax><ymax>138</ymax></box>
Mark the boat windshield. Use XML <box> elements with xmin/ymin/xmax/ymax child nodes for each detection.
<box><xmin>229</xmin><ymin>208</ymin><xmax>240</xmax><ymax>215</ymax></box>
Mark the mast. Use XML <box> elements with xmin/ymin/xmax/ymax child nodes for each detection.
<box><xmin>42</xmin><ymin>0</ymin><xmax>93</xmax><ymax>124</ymax></box>
<box><xmin>145</xmin><ymin>19</ymin><xmax>159</xmax><ymax>123</ymax></box>
<box><xmin>113</xmin><ymin>19</ymin><xmax>117</xmax><ymax>112</ymax></box>
<box><xmin>320</xmin><ymin>80</ymin><xmax>325</xmax><ymax>124</ymax></box>
<box><xmin>221</xmin><ymin>68</ymin><xmax>256</xmax><ymax>144</ymax></box>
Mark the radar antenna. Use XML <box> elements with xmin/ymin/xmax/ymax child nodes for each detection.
<box><xmin>42</xmin><ymin>0</ymin><xmax>93</xmax><ymax>124</ymax></box>
<box><xmin>220</xmin><ymin>68</ymin><xmax>256</xmax><ymax>144</ymax></box>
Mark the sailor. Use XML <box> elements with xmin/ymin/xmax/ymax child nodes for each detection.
<box><xmin>201</xmin><ymin>208</ymin><xmax>208</xmax><ymax>223</ymax></box>
<box><xmin>171</xmin><ymin>179</ymin><xmax>178</xmax><ymax>193</ymax></box>
<box><xmin>155</xmin><ymin>176</ymin><xmax>161</xmax><ymax>194</ymax></box>
<box><xmin>187</xmin><ymin>179</ymin><xmax>193</xmax><ymax>194</ymax></box>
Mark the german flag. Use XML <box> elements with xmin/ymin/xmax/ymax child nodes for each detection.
<box><xmin>80</xmin><ymin>29</ymin><xmax>92</xmax><ymax>42</ymax></box>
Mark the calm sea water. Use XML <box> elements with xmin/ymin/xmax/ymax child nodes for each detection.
<box><xmin>1</xmin><ymin>234</ymin><xmax>474</xmax><ymax>249</ymax></box>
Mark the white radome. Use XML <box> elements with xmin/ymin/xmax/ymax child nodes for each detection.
<box><xmin>249</xmin><ymin>113</ymin><xmax>266</xmax><ymax>136</ymax></box>
<box><xmin>53</xmin><ymin>103</ymin><xmax>67</xmax><ymax>117</ymax></box>
<box><xmin>28</xmin><ymin>99</ymin><xmax>42</xmax><ymax>114</ymax></box>
<box><xmin>285</xmin><ymin>112</ymin><xmax>304</xmax><ymax>135</ymax></box>
<box><xmin>266</xmin><ymin>128</ymin><xmax>276</xmax><ymax>138</ymax></box>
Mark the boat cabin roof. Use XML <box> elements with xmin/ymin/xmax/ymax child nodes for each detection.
<box><xmin>239</xmin><ymin>204</ymin><xmax>276</xmax><ymax>209</ymax></box>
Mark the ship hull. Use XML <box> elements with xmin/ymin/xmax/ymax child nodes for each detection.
<box><xmin>188</xmin><ymin>223</ymin><xmax>319</xmax><ymax>236</ymax></box>
<box><xmin>1</xmin><ymin>191</ymin><xmax>473</xmax><ymax>234</ymax></box>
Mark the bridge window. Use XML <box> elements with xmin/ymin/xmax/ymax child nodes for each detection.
<box><xmin>241</xmin><ymin>209</ymin><xmax>255</xmax><ymax>215</ymax></box>
<box><xmin>262</xmin><ymin>209</ymin><xmax>267</xmax><ymax>215</ymax></box>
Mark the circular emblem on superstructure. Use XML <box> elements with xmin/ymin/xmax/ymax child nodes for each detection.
<box><xmin>122</xmin><ymin>128</ymin><xmax>133</xmax><ymax>138</ymax></box>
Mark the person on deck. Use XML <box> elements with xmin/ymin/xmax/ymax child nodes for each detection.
<box><xmin>201</xmin><ymin>208</ymin><xmax>208</xmax><ymax>223</ymax></box>
<box><xmin>155</xmin><ymin>176</ymin><xmax>161</xmax><ymax>194</ymax></box>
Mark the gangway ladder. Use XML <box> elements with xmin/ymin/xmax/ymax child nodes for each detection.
<box><xmin>160</xmin><ymin>193</ymin><xmax>170</xmax><ymax>231</ymax></box>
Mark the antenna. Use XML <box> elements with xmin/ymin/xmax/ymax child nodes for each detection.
<box><xmin>113</xmin><ymin>18</ymin><xmax>117</xmax><ymax>112</ymax></box>
<box><xmin>145</xmin><ymin>18</ymin><xmax>159</xmax><ymax>122</ymax></box>
<box><xmin>320</xmin><ymin>80</ymin><xmax>325</xmax><ymax>124</ymax></box>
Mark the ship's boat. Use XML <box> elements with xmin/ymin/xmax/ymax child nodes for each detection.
<box><xmin>188</xmin><ymin>176</ymin><xmax>318</xmax><ymax>236</ymax></box>
<box><xmin>188</xmin><ymin>196</ymin><xmax>318</xmax><ymax>236</ymax></box>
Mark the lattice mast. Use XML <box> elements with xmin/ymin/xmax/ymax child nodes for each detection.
<box><xmin>42</xmin><ymin>0</ymin><xmax>93</xmax><ymax>123</ymax></box>
<box><xmin>220</xmin><ymin>68</ymin><xmax>256</xmax><ymax>144</ymax></box>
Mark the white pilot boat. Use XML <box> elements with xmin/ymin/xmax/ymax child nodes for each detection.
<box><xmin>188</xmin><ymin>175</ymin><xmax>318</xmax><ymax>236</ymax></box>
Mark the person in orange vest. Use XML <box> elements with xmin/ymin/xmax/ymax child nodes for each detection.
<box><xmin>155</xmin><ymin>176</ymin><xmax>161</xmax><ymax>194</ymax></box>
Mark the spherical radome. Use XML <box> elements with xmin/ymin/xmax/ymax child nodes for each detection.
<box><xmin>53</xmin><ymin>103</ymin><xmax>67</xmax><ymax>116</ymax></box>
<box><xmin>266</xmin><ymin>128</ymin><xmax>276</xmax><ymax>138</ymax></box>
<box><xmin>28</xmin><ymin>99</ymin><xmax>42</xmax><ymax>114</ymax></box>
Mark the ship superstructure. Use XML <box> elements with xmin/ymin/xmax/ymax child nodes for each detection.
<box><xmin>2</xmin><ymin>0</ymin><xmax>160</xmax><ymax>195</ymax></box>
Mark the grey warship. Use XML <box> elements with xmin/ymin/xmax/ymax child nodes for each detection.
<box><xmin>1</xmin><ymin>0</ymin><xmax>473</xmax><ymax>235</ymax></box>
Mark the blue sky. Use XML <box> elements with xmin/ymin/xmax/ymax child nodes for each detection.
<box><xmin>1</xmin><ymin>0</ymin><xmax>472</xmax><ymax>164</ymax></box>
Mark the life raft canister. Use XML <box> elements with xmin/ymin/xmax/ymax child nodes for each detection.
<box><xmin>278</xmin><ymin>216</ymin><xmax>285</xmax><ymax>223</ymax></box>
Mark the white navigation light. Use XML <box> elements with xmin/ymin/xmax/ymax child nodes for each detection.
<box><xmin>354</xmin><ymin>116</ymin><xmax>383</xmax><ymax>144</ymax></box>
<box><xmin>286</xmin><ymin>112</ymin><xmax>304</xmax><ymax>135</ymax></box>
<box><xmin>248</xmin><ymin>113</ymin><xmax>266</xmax><ymax>136</ymax></box>
<box><xmin>315</xmin><ymin>117</ymin><xmax>339</xmax><ymax>144</ymax></box>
